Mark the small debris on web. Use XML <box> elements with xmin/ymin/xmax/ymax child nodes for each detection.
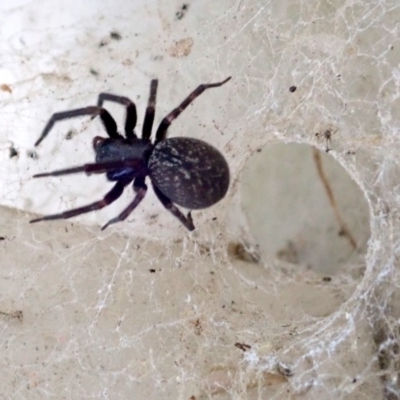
<box><xmin>9</xmin><ymin>146</ymin><xmax>18</xmax><ymax>158</ymax></box>
<box><xmin>235</xmin><ymin>342</ymin><xmax>252</xmax><ymax>352</ymax></box>
<box><xmin>0</xmin><ymin>310</ymin><xmax>23</xmax><ymax>322</ymax></box>
<box><xmin>65</xmin><ymin>129</ymin><xmax>77</xmax><ymax>140</ymax></box>
<box><xmin>276</xmin><ymin>240</ymin><xmax>299</xmax><ymax>264</ymax></box>
<box><xmin>1</xmin><ymin>84</ymin><xmax>12</xmax><ymax>93</ymax></box>
<box><xmin>315</xmin><ymin>128</ymin><xmax>336</xmax><ymax>153</ymax></box>
<box><xmin>110</xmin><ymin>31</ymin><xmax>122</xmax><ymax>40</ymax></box>
<box><xmin>175</xmin><ymin>3</ymin><xmax>189</xmax><ymax>20</ymax></box>
<box><xmin>277</xmin><ymin>362</ymin><xmax>293</xmax><ymax>377</ymax></box>
<box><xmin>27</xmin><ymin>150</ymin><xmax>39</xmax><ymax>160</ymax></box>
<box><xmin>228</xmin><ymin>241</ymin><xmax>261</xmax><ymax>263</ymax></box>
<box><xmin>167</xmin><ymin>37</ymin><xmax>194</xmax><ymax>58</ymax></box>
<box><xmin>190</xmin><ymin>318</ymin><xmax>203</xmax><ymax>336</ymax></box>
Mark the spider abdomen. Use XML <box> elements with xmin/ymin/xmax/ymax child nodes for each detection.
<box><xmin>148</xmin><ymin>137</ymin><xmax>229</xmax><ymax>210</ymax></box>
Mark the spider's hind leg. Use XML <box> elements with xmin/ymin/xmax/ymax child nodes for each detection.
<box><xmin>101</xmin><ymin>177</ymin><xmax>147</xmax><ymax>230</ymax></box>
<box><xmin>152</xmin><ymin>184</ymin><xmax>195</xmax><ymax>231</ymax></box>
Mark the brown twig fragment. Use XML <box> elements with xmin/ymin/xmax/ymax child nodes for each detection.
<box><xmin>312</xmin><ymin>148</ymin><xmax>357</xmax><ymax>250</ymax></box>
<box><xmin>0</xmin><ymin>310</ymin><xmax>23</xmax><ymax>321</ymax></box>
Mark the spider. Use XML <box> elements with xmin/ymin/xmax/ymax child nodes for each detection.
<box><xmin>30</xmin><ymin>77</ymin><xmax>231</xmax><ymax>231</ymax></box>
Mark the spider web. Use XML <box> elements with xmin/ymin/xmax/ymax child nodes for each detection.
<box><xmin>0</xmin><ymin>0</ymin><xmax>397</xmax><ymax>399</ymax></box>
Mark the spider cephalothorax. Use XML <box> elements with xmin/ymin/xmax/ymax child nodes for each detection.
<box><xmin>30</xmin><ymin>77</ymin><xmax>231</xmax><ymax>231</ymax></box>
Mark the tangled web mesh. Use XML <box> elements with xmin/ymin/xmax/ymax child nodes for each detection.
<box><xmin>0</xmin><ymin>0</ymin><xmax>399</xmax><ymax>399</ymax></box>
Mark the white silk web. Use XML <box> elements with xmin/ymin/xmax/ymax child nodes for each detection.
<box><xmin>0</xmin><ymin>0</ymin><xmax>397</xmax><ymax>399</ymax></box>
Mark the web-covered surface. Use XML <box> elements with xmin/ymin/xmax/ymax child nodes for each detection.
<box><xmin>0</xmin><ymin>0</ymin><xmax>398</xmax><ymax>399</ymax></box>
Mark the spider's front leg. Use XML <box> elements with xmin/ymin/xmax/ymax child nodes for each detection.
<box><xmin>95</xmin><ymin>80</ymin><xmax>158</xmax><ymax>141</ymax></box>
<box><xmin>32</xmin><ymin>160</ymin><xmax>145</xmax><ymax>178</ymax></box>
<box><xmin>34</xmin><ymin>106</ymin><xmax>122</xmax><ymax>146</ymax></box>
<box><xmin>30</xmin><ymin>179</ymin><xmax>131</xmax><ymax>223</ymax></box>
<box><xmin>152</xmin><ymin>184</ymin><xmax>195</xmax><ymax>231</ymax></box>
<box><xmin>154</xmin><ymin>77</ymin><xmax>231</xmax><ymax>144</ymax></box>
<box><xmin>96</xmin><ymin>93</ymin><xmax>138</xmax><ymax>139</ymax></box>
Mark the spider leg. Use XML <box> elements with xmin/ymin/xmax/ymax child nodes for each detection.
<box><xmin>30</xmin><ymin>179</ymin><xmax>131</xmax><ymax>224</ymax></box>
<box><xmin>35</xmin><ymin>106</ymin><xmax>121</xmax><ymax>146</ymax></box>
<box><xmin>101</xmin><ymin>177</ymin><xmax>147</xmax><ymax>230</ymax></box>
<box><xmin>33</xmin><ymin>160</ymin><xmax>146</xmax><ymax>178</ymax></box>
<box><xmin>142</xmin><ymin>80</ymin><xmax>158</xmax><ymax>140</ymax></box>
<box><xmin>96</xmin><ymin>93</ymin><xmax>138</xmax><ymax>139</ymax></box>
<box><xmin>154</xmin><ymin>76</ymin><xmax>231</xmax><ymax>144</ymax></box>
<box><xmin>152</xmin><ymin>184</ymin><xmax>195</xmax><ymax>231</ymax></box>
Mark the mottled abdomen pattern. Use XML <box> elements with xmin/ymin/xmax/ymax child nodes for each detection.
<box><xmin>148</xmin><ymin>137</ymin><xmax>230</xmax><ymax>209</ymax></box>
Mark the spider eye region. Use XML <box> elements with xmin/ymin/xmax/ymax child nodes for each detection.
<box><xmin>148</xmin><ymin>137</ymin><xmax>230</xmax><ymax>210</ymax></box>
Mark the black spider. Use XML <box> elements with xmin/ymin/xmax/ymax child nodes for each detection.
<box><xmin>30</xmin><ymin>77</ymin><xmax>231</xmax><ymax>231</ymax></box>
